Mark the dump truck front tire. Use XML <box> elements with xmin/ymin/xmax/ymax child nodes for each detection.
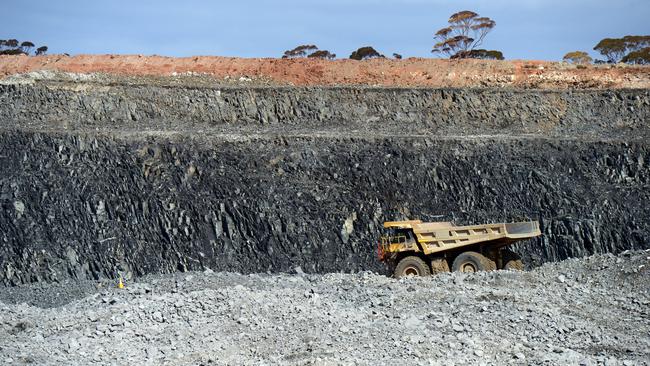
<box><xmin>502</xmin><ymin>249</ymin><xmax>524</xmax><ymax>271</ymax></box>
<box><xmin>394</xmin><ymin>256</ymin><xmax>431</xmax><ymax>278</ymax></box>
<box><xmin>452</xmin><ymin>251</ymin><xmax>496</xmax><ymax>273</ymax></box>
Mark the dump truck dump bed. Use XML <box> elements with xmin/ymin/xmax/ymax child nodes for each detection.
<box><xmin>381</xmin><ymin>220</ymin><xmax>540</xmax><ymax>257</ymax></box>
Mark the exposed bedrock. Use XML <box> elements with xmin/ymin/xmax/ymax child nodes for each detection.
<box><xmin>1</xmin><ymin>83</ymin><xmax>649</xmax><ymax>138</ymax></box>
<box><xmin>0</xmin><ymin>130</ymin><xmax>648</xmax><ymax>285</ymax></box>
<box><xmin>1</xmin><ymin>82</ymin><xmax>649</xmax><ymax>285</ymax></box>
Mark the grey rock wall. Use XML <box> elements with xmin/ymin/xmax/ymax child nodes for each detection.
<box><xmin>1</xmin><ymin>130</ymin><xmax>648</xmax><ymax>285</ymax></box>
<box><xmin>1</xmin><ymin>83</ymin><xmax>649</xmax><ymax>138</ymax></box>
<box><xmin>0</xmin><ymin>81</ymin><xmax>649</xmax><ymax>285</ymax></box>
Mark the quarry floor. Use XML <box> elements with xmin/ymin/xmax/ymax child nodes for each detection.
<box><xmin>1</xmin><ymin>251</ymin><xmax>648</xmax><ymax>366</ymax></box>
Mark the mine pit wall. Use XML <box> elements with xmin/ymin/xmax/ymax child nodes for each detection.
<box><xmin>1</xmin><ymin>83</ymin><xmax>649</xmax><ymax>285</ymax></box>
<box><xmin>1</xmin><ymin>133</ymin><xmax>649</xmax><ymax>286</ymax></box>
<box><xmin>1</xmin><ymin>83</ymin><xmax>649</xmax><ymax>137</ymax></box>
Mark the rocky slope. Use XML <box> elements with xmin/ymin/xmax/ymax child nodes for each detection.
<box><xmin>0</xmin><ymin>73</ymin><xmax>649</xmax><ymax>285</ymax></box>
<box><xmin>1</xmin><ymin>78</ymin><xmax>649</xmax><ymax>138</ymax></box>
<box><xmin>1</xmin><ymin>251</ymin><xmax>648</xmax><ymax>365</ymax></box>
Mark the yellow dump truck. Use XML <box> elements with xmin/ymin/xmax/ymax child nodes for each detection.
<box><xmin>378</xmin><ymin>220</ymin><xmax>541</xmax><ymax>278</ymax></box>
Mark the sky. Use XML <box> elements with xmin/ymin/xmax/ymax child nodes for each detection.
<box><xmin>2</xmin><ymin>0</ymin><xmax>649</xmax><ymax>61</ymax></box>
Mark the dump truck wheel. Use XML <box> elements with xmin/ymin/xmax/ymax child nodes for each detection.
<box><xmin>394</xmin><ymin>256</ymin><xmax>431</xmax><ymax>278</ymax></box>
<box><xmin>452</xmin><ymin>251</ymin><xmax>496</xmax><ymax>273</ymax></box>
<box><xmin>502</xmin><ymin>249</ymin><xmax>524</xmax><ymax>271</ymax></box>
<box><xmin>430</xmin><ymin>258</ymin><xmax>450</xmax><ymax>274</ymax></box>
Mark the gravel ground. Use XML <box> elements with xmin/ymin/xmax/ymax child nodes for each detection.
<box><xmin>1</xmin><ymin>251</ymin><xmax>648</xmax><ymax>365</ymax></box>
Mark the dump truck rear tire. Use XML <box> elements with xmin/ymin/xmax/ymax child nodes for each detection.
<box><xmin>394</xmin><ymin>256</ymin><xmax>431</xmax><ymax>278</ymax></box>
<box><xmin>502</xmin><ymin>249</ymin><xmax>524</xmax><ymax>271</ymax></box>
<box><xmin>452</xmin><ymin>251</ymin><xmax>496</xmax><ymax>273</ymax></box>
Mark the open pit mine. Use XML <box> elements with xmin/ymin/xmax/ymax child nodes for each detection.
<box><xmin>0</xmin><ymin>56</ymin><xmax>648</xmax><ymax>365</ymax></box>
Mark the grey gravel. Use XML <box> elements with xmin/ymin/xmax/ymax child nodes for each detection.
<box><xmin>1</xmin><ymin>251</ymin><xmax>649</xmax><ymax>365</ymax></box>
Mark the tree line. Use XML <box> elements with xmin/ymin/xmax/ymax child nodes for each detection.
<box><xmin>283</xmin><ymin>10</ymin><xmax>504</xmax><ymax>61</ymax></box>
<box><xmin>3</xmin><ymin>11</ymin><xmax>648</xmax><ymax>64</ymax></box>
<box><xmin>0</xmin><ymin>39</ymin><xmax>48</xmax><ymax>56</ymax></box>
<box><xmin>282</xmin><ymin>10</ymin><xmax>648</xmax><ymax>64</ymax></box>
<box><xmin>563</xmin><ymin>36</ymin><xmax>650</xmax><ymax>65</ymax></box>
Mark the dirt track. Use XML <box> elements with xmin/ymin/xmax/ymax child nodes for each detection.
<box><xmin>2</xmin><ymin>54</ymin><xmax>650</xmax><ymax>89</ymax></box>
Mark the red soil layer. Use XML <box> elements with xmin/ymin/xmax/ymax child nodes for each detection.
<box><xmin>1</xmin><ymin>54</ymin><xmax>649</xmax><ymax>89</ymax></box>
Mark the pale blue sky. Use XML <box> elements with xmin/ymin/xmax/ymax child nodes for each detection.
<box><xmin>2</xmin><ymin>0</ymin><xmax>649</xmax><ymax>61</ymax></box>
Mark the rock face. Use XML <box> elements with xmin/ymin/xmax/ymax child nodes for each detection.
<box><xmin>1</xmin><ymin>83</ymin><xmax>649</xmax><ymax>137</ymax></box>
<box><xmin>0</xmin><ymin>78</ymin><xmax>649</xmax><ymax>285</ymax></box>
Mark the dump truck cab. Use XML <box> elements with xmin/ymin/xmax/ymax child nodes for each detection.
<box><xmin>379</xmin><ymin>219</ymin><xmax>541</xmax><ymax>278</ymax></box>
<box><xmin>379</xmin><ymin>221</ymin><xmax>421</xmax><ymax>257</ymax></box>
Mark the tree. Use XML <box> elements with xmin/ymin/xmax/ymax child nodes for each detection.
<box><xmin>563</xmin><ymin>51</ymin><xmax>592</xmax><ymax>64</ymax></box>
<box><xmin>594</xmin><ymin>35</ymin><xmax>650</xmax><ymax>63</ymax></box>
<box><xmin>307</xmin><ymin>50</ymin><xmax>336</xmax><ymax>60</ymax></box>
<box><xmin>432</xmin><ymin>10</ymin><xmax>497</xmax><ymax>59</ymax></box>
<box><xmin>20</xmin><ymin>41</ymin><xmax>35</xmax><ymax>54</ymax></box>
<box><xmin>393</xmin><ymin>53</ymin><xmax>402</xmax><ymax>59</ymax></box>
<box><xmin>594</xmin><ymin>38</ymin><xmax>628</xmax><ymax>63</ymax></box>
<box><xmin>0</xmin><ymin>49</ymin><xmax>25</xmax><ymax>55</ymax></box>
<box><xmin>0</xmin><ymin>39</ymin><xmax>26</xmax><ymax>55</ymax></box>
<box><xmin>282</xmin><ymin>45</ymin><xmax>335</xmax><ymax>60</ymax></box>
<box><xmin>349</xmin><ymin>46</ymin><xmax>384</xmax><ymax>60</ymax></box>
<box><xmin>455</xmin><ymin>49</ymin><xmax>504</xmax><ymax>60</ymax></box>
<box><xmin>0</xmin><ymin>39</ymin><xmax>48</xmax><ymax>56</ymax></box>
<box><xmin>621</xmin><ymin>35</ymin><xmax>650</xmax><ymax>55</ymax></box>
<box><xmin>622</xmin><ymin>47</ymin><xmax>650</xmax><ymax>64</ymax></box>
<box><xmin>282</xmin><ymin>45</ymin><xmax>318</xmax><ymax>59</ymax></box>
